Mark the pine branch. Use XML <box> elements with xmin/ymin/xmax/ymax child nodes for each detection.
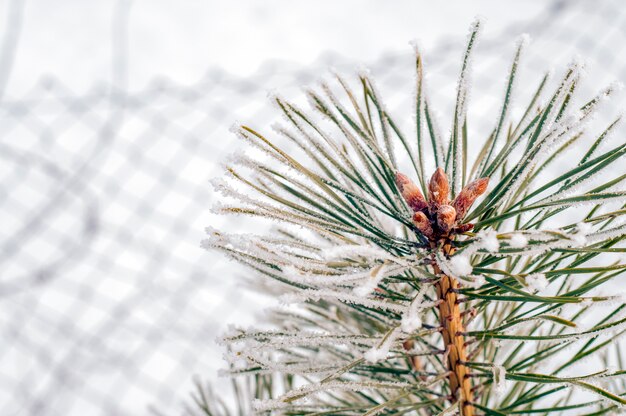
<box><xmin>199</xmin><ymin>20</ymin><xmax>626</xmax><ymax>416</ymax></box>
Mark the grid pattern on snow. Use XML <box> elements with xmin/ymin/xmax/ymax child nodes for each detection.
<box><xmin>1</xmin><ymin>0</ymin><xmax>626</xmax><ymax>414</ymax></box>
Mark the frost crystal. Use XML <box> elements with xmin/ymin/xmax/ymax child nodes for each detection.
<box><xmin>449</xmin><ymin>255</ymin><xmax>473</xmax><ymax>276</ymax></box>
<box><xmin>322</xmin><ymin>244</ymin><xmax>393</xmax><ymax>261</ymax></box>
<box><xmin>281</xmin><ymin>289</ymin><xmax>406</xmax><ymax>314</ymax></box>
<box><xmin>363</xmin><ymin>345</ymin><xmax>389</xmax><ymax>363</ymax></box>
<box><xmin>570</xmin><ymin>222</ymin><xmax>593</xmax><ymax>246</ymax></box>
<box><xmin>363</xmin><ymin>328</ymin><xmax>400</xmax><ymax>363</ymax></box>
<box><xmin>577</xmin><ymin>221</ymin><xmax>593</xmax><ymax>235</ymax></box>
<box><xmin>252</xmin><ymin>398</ymin><xmax>289</xmax><ymax>412</ymax></box>
<box><xmin>400</xmin><ymin>313</ymin><xmax>422</xmax><ymax>333</ymax></box>
<box><xmin>479</xmin><ymin>229</ymin><xmax>500</xmax><ymax>252</ymax></box>
<box><xmin>518</xmin><ymin>33</ymin><xmax>531</xmax><ymax>48</ymax></box>
<box><xmin>353</xmin><ymin>264</ymin><xmax>387</xmax><ymax>296</ymax></box>
<box><xmin>509</xmin><ymin>233</ymin><xmax>528</xmax><ymax>248</ymax></box>
<box><xmin>232</xmin><ymin>356</ymin><xmax>248</xmax><ymax>370</ymax></box>
<box><xmin>463</xmin><ymin>274</ymin><xmax>486</xmax><ymax>288</ymax></box>
<box><xmin>400</xmin><ymin>285</ymin><xmax>432</xmax><ymax>333</ymax></box>
<box><xmin>492</xmin><ymin>364</ymin><xmax>507</xmax><ymax>394</ymax></box>
<box><xmin>581</xmin><ymin>298</ymin><xmax>594</xmax><ymax>307</ymax></box>
<box><xmin>525</xmin><ymin>273</ymin><xmax>548</xmax><ymax>293</ymax></box>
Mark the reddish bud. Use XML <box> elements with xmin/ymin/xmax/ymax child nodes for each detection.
<box><xmin>412</xmin><ymin>211</ymin><xmax>433</xmax><ymax>238</ymax></box>
<box><xmin>452</xmin><ymin>177</ymin><xmax>489</xmax><ymax>220</ymax></box>
<box><xmin>395</xmin><ymin>172</ymin><xmax>427</xmax><ymax>212</ymax></box>
<box><xmin>454</xmin><ymin>223</ymin><xmax>474</xmax><ymax>233</ymax></box>
<box><xmin>436</xmin><ymin>204</ymin><xmax>456</xmax><ymax>233</ymax></box>
<box><xmin>428</xmin><ymin>167</ymin><xmax>450</xmax><ymax>208</ymax></box>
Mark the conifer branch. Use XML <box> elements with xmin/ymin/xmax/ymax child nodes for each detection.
<box><xmin>197</xmin><ymin>20</ymin><xmax>626</xmax><ymax>416</ymax></box>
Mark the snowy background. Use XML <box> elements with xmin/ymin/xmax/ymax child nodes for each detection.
<box><xmin>1</xmin><ymin>0</ymin><xmax>625</xmax><ymax>414</ymax></box>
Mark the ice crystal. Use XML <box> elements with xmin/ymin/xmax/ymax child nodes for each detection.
<box><xmin>252</xmin><ymin>398</ymin><xmax>289</xmax><ymax>412</ymax></box>
<box><xmin>281</xmin><ymin>289</ymin><xmax>406</xmax><ymax>314</ymax></box>
<box><xmin>492</xmin><ymin>364</ymin><xmax>507</xmax><ymax>395</ymax></box>
<box><xmin>364</xmin><ymin>328</ymin><xmax>401</xmax><ymax>363</ymax></box>
<box><xmin>400</xmin><ymin>285</ymin><xmax>432</xmax><ymax>333</ymax></box>
<box><xmin>479</xmin><ymin>229</ymin><xmax>500</xmax><ymax>252</ymax></box>
<box><xmin>400</xmin><ymin>313</ymin><xmax>422</xmax><ymax>333</ymax></box>
<box><xmin>570</xmin><ymin>221</ymin><xmax>593</xmax><ymax>246</ymax></box>
<box><xmin>322</xmin><ymin>244</ymin><xmax>395</xmax><ymax>261</ymax></box>
<box><xmin>525</xmin><ymin>273</ymin><xmax>549</xmax><ymax>293</ymax></box>
<box><xmin>353</xmin><ymin>263</ymin><xmax>388</xmax><ymax>296</ymax></box>
<box><xmin>449</xmin><ymin>254</ymin><xmax>473</xmax><ymax>276</ymax></box>
<box><xmin>509</xmin><ymin>233</ymin><xmax>528</xmax><ymax>248</ymax></box>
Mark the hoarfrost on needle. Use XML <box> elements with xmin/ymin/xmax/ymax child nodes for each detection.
<box><xmin>492</xmin><ymin>364</ymin><xmax>507</xmax><ymax>395</ymax></box>
<box><xmin>525</xmin><ymin>273</ymin><xmax>549</xmax><ymax>293</ymax></box>
<box><xmin>363</xmin><ymin>328</ymin><xmax>401</xmax><ymax>363</ymax></box>
<box><xmin>479</xmin><ymin>229</ymin><xmax>500</xmax><ymax>252</ymax></box>
<box><xmin>449</xmin><ymin>255</ymin><xmax>473</xmax><ymax>276</ymax></box>
<box><xmin>509</xmin><ymin>233</ymin><xmax>528</xmax><ymax>248</ymax></box>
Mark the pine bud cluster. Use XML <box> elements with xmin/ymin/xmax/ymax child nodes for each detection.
<box><xmin>395</xmin><ymin>168</ymin><xmax>489</xmax><ymax>240</ymax></box>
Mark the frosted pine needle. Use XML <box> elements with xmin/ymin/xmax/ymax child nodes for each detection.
<box><xmin>509</xmin><ymin>233</ymin><xmax>528</xmax><ymax>248</ymax></box>
<box><xmin>196</xmin><ymin>20</ymin><xmax>626</xmax><ymax>416</ymax></box>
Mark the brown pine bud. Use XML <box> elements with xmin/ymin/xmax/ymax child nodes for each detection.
<box><xmin>452</xmin><ymin>177</ymin><xmax>489</xmax><ymax>220</ymax></box>
<box><xmin>395</xmin><ymin>172</ymin><xmax>427</xmax><ymax>212</ymax></box>
<box><xmin>412</xmin><ymin>211</ymin><xmax>433</xmax><ymax>238</ymax></box>
<box><xmin>454</xmin><ymin>223</ymin><xmax>474</xmax><ymax>233</ymax></box>
<box><xmin>428</xmin><ymin>167</ymin><xmax>450</xmax><ymax>208</ymax></box>
<box><xmin>437</xmin><ymin>204</ymin><xmax>456</xmax><ymax>233</ymax></box>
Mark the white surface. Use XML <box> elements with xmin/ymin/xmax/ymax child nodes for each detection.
<box><xmin>1</xmin><ymin>1</ymin><xmax>625</xmax><ymax>415</ymax></box>
<box><xmin>8</xmin><ymin>1</ymin><xmax>545</xmax><ymax>95</ymax></box>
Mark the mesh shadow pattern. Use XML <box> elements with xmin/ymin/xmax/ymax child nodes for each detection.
<box><xmin>1</xmin><ymin>0</ymin><xmax>625</xmax><ymax>414</ymax></box>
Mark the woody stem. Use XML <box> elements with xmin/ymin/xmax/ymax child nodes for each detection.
<box><xmin>433</xmin><ymin>244</ymin><xmax>474</xmax><ymax>416</ymax></box>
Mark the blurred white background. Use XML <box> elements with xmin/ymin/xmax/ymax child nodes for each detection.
<box><xmin>0</xmin><ymin>0</ymin><xmax>624</xmax><ymax>415</ymax></box>
<box><xmin>5</xmin><ymin>1</ymin><xmax>547</xmax><ymax>95</ymax></box>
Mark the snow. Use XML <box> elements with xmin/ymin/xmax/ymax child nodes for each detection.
<box><xmin>353</xmin><ymin>281</ymin><xmax>380</xmax><ymax>297</ymax></box>
<box><xmin>401</xmin><ymin>288</ymin><xmax>431</xmax><ymax>333</ymax></box>
<box><xmin>495</xmin><ymin>59</ymin><xmax>604</xmax><ymax>207</ymax></box>
<box><xmin>518</xmin><ymin>33</ymin><xmax>531</xmax><ymax>48</ymax></box>
<box><xmin>581</xmin><ymin>298</ymin><xmax>594</xmax><ymax>307</ymax></box>
<box><xmin>577</xmin><ymin>221</ymin><xmax>593</xmax><ymax>235</ymax></box>
<box><xmin>252</xmin><ymin>380</ymin><xmax>412</xmax><ymax>411</ymax></box>
<box><xmin>281</xmin><ymin>289</ymin><xmax>407</xmax><ymax>314</ymax></box>
<box><xmin>15</xmin><ymin>3</ymin><xmax>626</xmax><ymax>415</ymax></box>
<box><xmin>252</xmin><ymin>398</ymin><xmax>289</xmax><ymax>412</ymax></box>
<box><xmin>401</xmin><ymin>314</ymin><xmax>423</xmax><ymax>333</ymax></box>
<box><xmin>286</xmin><ymin>263</ymin><xmax>406</xmax><ymax>288</ymax></box>
<box><xmin>492</xmin><ymin>364</ymin><xmax>507</xmax><ymax>394</ymax></box>
<box><xmin>200</xmin><ymin>14</ymin><xmax>626</xmax><ymax>416</ymax></box>
<box><xmin>449</xmin><ymin>255</ymin><xmax>473</xmax><ymax>276</ymax></box>
<box><xmin>463</xmin><ymin>274</ymin><xmax>486</xmax><ymax>288</ymax></box>
<box><xmin>587</xmin><ymin>222</ymin><xmax>626</xmax><ymax>244</ymax></box>
<box><xmin>232</xmin><ymin>357</ymin><xmax>248</xmax><ymax>371</ymax></box>
<box><xmin>479</xmin><ymin>229</ymin><xmax>500</xmax><ymax>252</ymax></box>
<box><xmin>364</xmin><ymin>328</ymin><xmax>401</xmax><ymax>363</ymax></box>
<box><xmin>353</xmin><ymin>263</ymin><xmax>388</xmax><ymax>296</ymax></box>
<box><xmin>483</xmin><ymin>33</ymin><xmax>529</xmax><ymax>170</ymax></box>
<box><xmin>363</xmin><ymin>346</ymin><xmax>389</xmax><ymax>363</ymax></box>
<box><xmin>322</xmin><ymin>244</ymin><xmax>393</xmax><ymax>261</ymax></box>
<box><xmin>570</xmin><ymin>222</ymin><xmax>593</xmax><ymax>246</ymax></box>
<box><xmin>509</xmin><ymin>233</ymin><xmax>528</xmax><ymax>248</ymax></box>
<box><xmin>525</xmin><ymin>273</ymin><xmax>549</xmax><ymax>293</ymax></box>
